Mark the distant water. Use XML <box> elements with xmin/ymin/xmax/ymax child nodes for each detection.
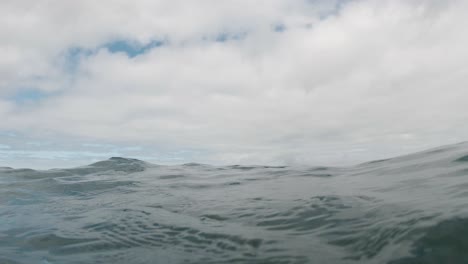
<box><xmin>3</xmin><ymin>143</ymin><xmax>468</xmax><ymax>264</ymax></box>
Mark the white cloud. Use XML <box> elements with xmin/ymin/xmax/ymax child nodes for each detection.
<box><xmin>1</xmin><ymin>0</ymin><xmax>468</xmax><ymax>167</ymax></box>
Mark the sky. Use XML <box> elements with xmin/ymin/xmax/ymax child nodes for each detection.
<box><xmin>1</xmin><ymin>0</ymin><xmax>468</xmax><ymax>169</ymax></box>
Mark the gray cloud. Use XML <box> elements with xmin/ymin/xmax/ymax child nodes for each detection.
<box><xmin>1</xmin><ymin>0</ymin><xmax>468</xmax><ymax>167</ymax></box>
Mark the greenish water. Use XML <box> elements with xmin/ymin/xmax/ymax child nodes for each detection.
<box><xmin>3</xmin><ymin>143</ymin><xmax>468</xmax><ymax>263</ymax></box>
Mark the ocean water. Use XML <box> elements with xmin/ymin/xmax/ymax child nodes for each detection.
<box><xmin>3</xmin><ymin>143</ymin><xmax>468</xmax><ymax>264</ymax></box>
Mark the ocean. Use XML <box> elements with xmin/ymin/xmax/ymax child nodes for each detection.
<box><xmin>2</xmin><ymin>142</ymin><xmax>468</xmax><ymax>263</ymax></box>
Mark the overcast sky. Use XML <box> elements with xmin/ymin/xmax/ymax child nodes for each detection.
<box><xmin>1</xmin><ymin>0</ymin><xmax>468</xmax><ymax>168</ymax></box>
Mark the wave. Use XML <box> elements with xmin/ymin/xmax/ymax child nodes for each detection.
<box><xmin>2</xmin><ymin>142</ymin><xmax>468</xmax><ymax>263</ymax></box>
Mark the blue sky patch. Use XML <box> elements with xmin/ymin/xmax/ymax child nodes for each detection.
<box><xmin>9</xmin><ymin>89</ymin><xmax>50</xmax><ymax>104</ymax></box>
<box><xmin>61</xmin><ymin>39</ymin><xmax>165</xmax><ymax>76</ymax></box>
<box><xmin>212</xmin><ymin>32</ymin><xmax>248</xmax><ymax>42</ymax></box>
<box><xmin>273</xmin><ymin>23</ymin><xmax>286</xmax><ymax>32</ymax></box>
<box><xmin>64</xmin><ymin>47</ymin><xmax>95</xmax><ymax>73</ymax></box>
<box><xmin>105</xmin><ymin>39</ymin><xmax>165</xmax><ymax>58</ymax></box>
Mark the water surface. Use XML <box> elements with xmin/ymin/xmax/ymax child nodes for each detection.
<box><xmin>2</xmin><ymin>143</ymin><xmax>468</xmax><ymax>263</ymax></box>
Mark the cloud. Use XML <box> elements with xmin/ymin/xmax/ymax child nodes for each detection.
<box><xmin>1</xmin><ymin>0</ymin><xmax>468</xmax><ymax>167</ymax></box>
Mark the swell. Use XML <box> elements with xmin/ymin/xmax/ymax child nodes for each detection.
<box><xmin>2</xmin><ymin>143</ymin><xmax>468</xmax><ymax>263</ymax></box>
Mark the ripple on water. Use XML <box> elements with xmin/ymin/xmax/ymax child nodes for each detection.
<box><xmin>4</xmin><ymin>145</ymin><xmax>468</xmax><ymax>263</ymax></box>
